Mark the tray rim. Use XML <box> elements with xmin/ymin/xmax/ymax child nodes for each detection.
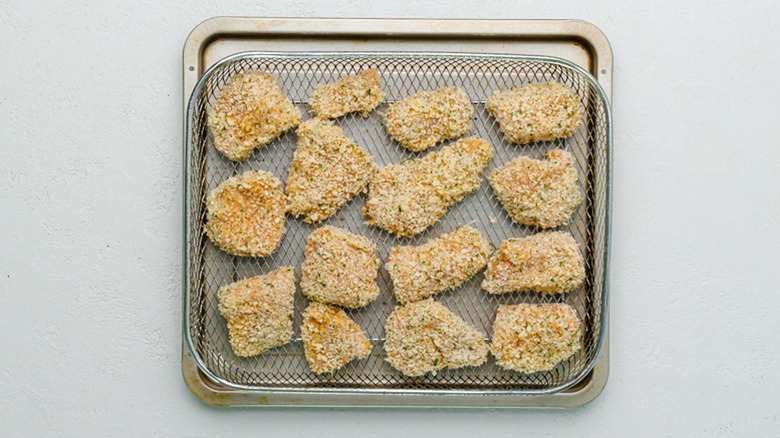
<box><xmin>182</xmin><ymin>17</ymin><xmax>613</xmax><ymax>407</ymax></box>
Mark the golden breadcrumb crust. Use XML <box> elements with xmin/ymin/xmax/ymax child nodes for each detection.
<box><xmin>364</xmin><ymin>137</ymin><xmax>493</xmax><ymax>237</ymax></box>
<box><xmin>489</xmin><ymin>149</ymin><xmax>583</xmax><ymax>228</ymax></box>
<box><xmin>301</xmin><ymin>302</ymin><xmax>373</xmax><ymax>374</ymax></box>
<box><xmin>490</xmin><ymin>303</ymin><xmax>582</xmax><ymax>373</ymax></box>
<box><xmin>384</xmin><ymin>299</ymin><xmax>488</xmax><ymax>377</ymax></box>
<box><xmin>385</xmin><ymin>87</ymin><xmax>474</xmax><ymax>152</ymax></box>
<box><xmin>308</xmin><ymin>70</ymin><xmax>385</xmax><ymax>119</ymax></box>
<box><xmin>286</xmin><ymin>118</ymin><xmax>377</xmax><ymax>223</ymax></box>
<box><xmin>482</xmin><ymin>231</ymin><xmax>585</xmax><ymax>294</ymax></box>
<box><xmin>207</xmin><ymin>71</ymin><xmax>301</xmax><ymax>161</ymax></box>
<box><xmin>204</xmin><ymin>170</ymin><xmax>287</xmax><ymax>257</ymax></box>
<box><xmin>486</xmin><ymin>82</ymin><xmax>583</xmax><ymax>144</ymax></box>
<box><xmin>300</xmin><ymin>226</ymin><xmax>380</xmax><ymax>308</ymax></box>
<box><xmin>218</xmin><ymin>267</ymin><xmax>296</xmax><ymax>357</ymax></box>
<box><xmin>386</xmin><ymin>226</ymin><xmax>492</xmax><ymax>304</ymax></box>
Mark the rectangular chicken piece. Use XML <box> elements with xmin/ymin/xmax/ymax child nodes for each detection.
<box><xmin>364</xmin><ymin>137</ymin><xmax>493</xmax><ymax>237</ymax></box>
<box><xmin>486</xmin><ymin>82</ymin><xmax>583</xmax><ymax>144</ymax></box>
<box><xmin>217</xmin><ymin>267</ymin><xmax>296</xmax><ymax>357</ymax></box>
<box><xmin>286</xmin><ymin>118</ymin><xmax>377</xmax><ymax>223</ymax></box>
<box><xmin>491</xmin><ymin>303</ymin><xmax>582</xmax><ymax>373</ymax></box>
<box><xmin>481</xmin><ymin>231</ymin><xmax>585</xmax><ymax>294</ymax></box>
<box><xmin>384</xmin><ymin>87</ymin><xmax>474</xmax><ymax>152</ymax></box>
<box><xmin>386</xmin><ymin>226</ymin><xmax>491</xmax><ymax>304</ymax></box>
<box><xmin>307</xmin><ymin>69</ymin><xmax>385</xmax><ymax>119</ymax></box>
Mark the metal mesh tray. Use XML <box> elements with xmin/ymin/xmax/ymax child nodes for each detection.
<box><xmin>185</xmin><ymin>51</ymin><xmax>610</xmax><ymax>395</ymax></box>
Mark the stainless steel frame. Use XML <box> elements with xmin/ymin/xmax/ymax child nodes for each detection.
<box><xmin>182</xmin><ymin>18</ymin><xmax>613</xmax><ymax>407</ymax></box>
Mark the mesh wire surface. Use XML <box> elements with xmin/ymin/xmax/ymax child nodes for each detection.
<box><xmin>186</xmin><ymin>53</ymin><xmax>609</xmax><ymax>392</ymax></box>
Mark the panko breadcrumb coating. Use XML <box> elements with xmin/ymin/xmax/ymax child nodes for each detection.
<box><xmin>384</xmin><ymin>299</ymin><xmax>488</xmax><ymax>377</ymax></box>
<box><xmin>218</xmin><ymin>267</ymin><xmax>296</xmax><ymax>357</ymax></box>
<box><xmin>486</xmin><ymin>82</ymin><xmax>583</xmax><ymax>144</ymax></box>
<box><xmin>301</xmin><ymin>302</ymin><xmax>373</xmax><ymax>374</ymax></box>
<box><xmin>300</xmin><ymin>226</ymin><xmax>380</xmax><ymax>308</ymax></box>
<box><xmin>490</xmin><ymin>303</ymin><xmax>582</xmax><ymax>373</ymax></box>
<box><xmin>308</xmin><ymin>70</ymin><xmax>385</xmax><ymax>119</ymax></box>
<box><xmin>286</xmin><ymin>118</ymin><xmax>377</xmax><ymax>223</ymax></box>
<box><xmin>204</xmin><ymin>170</ymin><xmax>287</xmax><ymax>257</ymax></box>
<box><xmin>207</xmin><ymin>72</ymin><xmax>301</xmax><ymax>161</ymax></box>
<box><xmin>364</xmin><ymin>137</ymin><xmax>493</xmax><ymax>237</ymax></box>
<box><xmin>489</xmin><ymin>149</ymin><xmax>583</xmax><ymax>228</ymax></box>
<box><xmin>385</xmin><ymin>87</ymin><xmax>474</xmax><ymax>152</ymax></box>
<box><xmin>482</xmin><ymin>231</ymin><xmax>585</xmax><ymax>295</ymax></box>
<box><xmin>386</xmin><ymin>226</ymin><xmax>492</xmax><ymax>304</ymax></box>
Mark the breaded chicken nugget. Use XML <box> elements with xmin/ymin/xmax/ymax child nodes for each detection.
<box><xmin>489</xmin><ymin>149</ymin><xmax>583</xmax><ymax>228</ymax></box>
<box><xmin>208</xmin><ymin>72</ymin><xmax>301</xmax><ymax>161</ymax></box>
<box><xmin>204</xmin><ymin>170</ymin><xmax>287</xmax><ymax>257</ymax></box>
<box><xmin>486</xmin><ymin>82</ymin><xmax>583</xmax><ymax>144</ymax></box>
<box><xmin>218</xmin><ymin>267</ymin><xmax>296</xmax><ymax>357</ymax></box>
<box><xmin>364</xmin><ymin>137</ymin><xmax>493</xmax><ymax>237</ymax></box>
<box><xmin>384</xmin><ymin>299</ymin><xmax>488</xmax><ymax>377</ymax></box>
<box><xmin>307</xmin><ymin>69</ymin><xmax>385</xmax><ymax>119</ymax></box>
<box><xmin>301</xmin><ymin>302</ymin><xmax>373</xmax><ymax>373</ymax></box>
<box><xmin>385</xmin><ymin>87</ymin><xmax>474</xmax><ymax>152</ymax></box>
<box><xmin>300</xmin><ymin>226</ymin><xmax>380</xmax><ymax>308</ymax></box>
<box><xmin>286</xmin><ymin>118</ymin><xmax>377</xmax><ymax>223</ymax></box>
<box><xmin>386</xmin><ymin>226</ymin><xmax>491</xmax><ymax>304</ymax></box>
<box><xmin>490</xmin><ymin>303</ymin><xmax>582</xmax><ymax>373</ymax></box>
<box><xmin>482</xmin><ymin>231</ymin><xmax>585</xmax><ymax>294</ymax></box>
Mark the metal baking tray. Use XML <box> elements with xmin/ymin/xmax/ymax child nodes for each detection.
<box><xmin>182</xmin><ymin>17</ymin><xmax>613</xmax><ymax>407</ymax></box>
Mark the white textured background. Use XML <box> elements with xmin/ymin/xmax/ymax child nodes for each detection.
<box><xmin>1</xmin><ymin>1</ymin><xmax>779</xmax><ymax>436</ymax></box>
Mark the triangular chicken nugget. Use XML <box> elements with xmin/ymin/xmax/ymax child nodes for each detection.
<box><xmin>301</xmin><ymin>302</ymin><xmax>373</xmax><ymax>374</ymax></box>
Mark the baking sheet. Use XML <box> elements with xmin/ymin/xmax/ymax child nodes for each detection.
<box><xmin>182</xmin><ymin>18</ymin><xmax>613</xmax><ymax>407</ymax></box>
